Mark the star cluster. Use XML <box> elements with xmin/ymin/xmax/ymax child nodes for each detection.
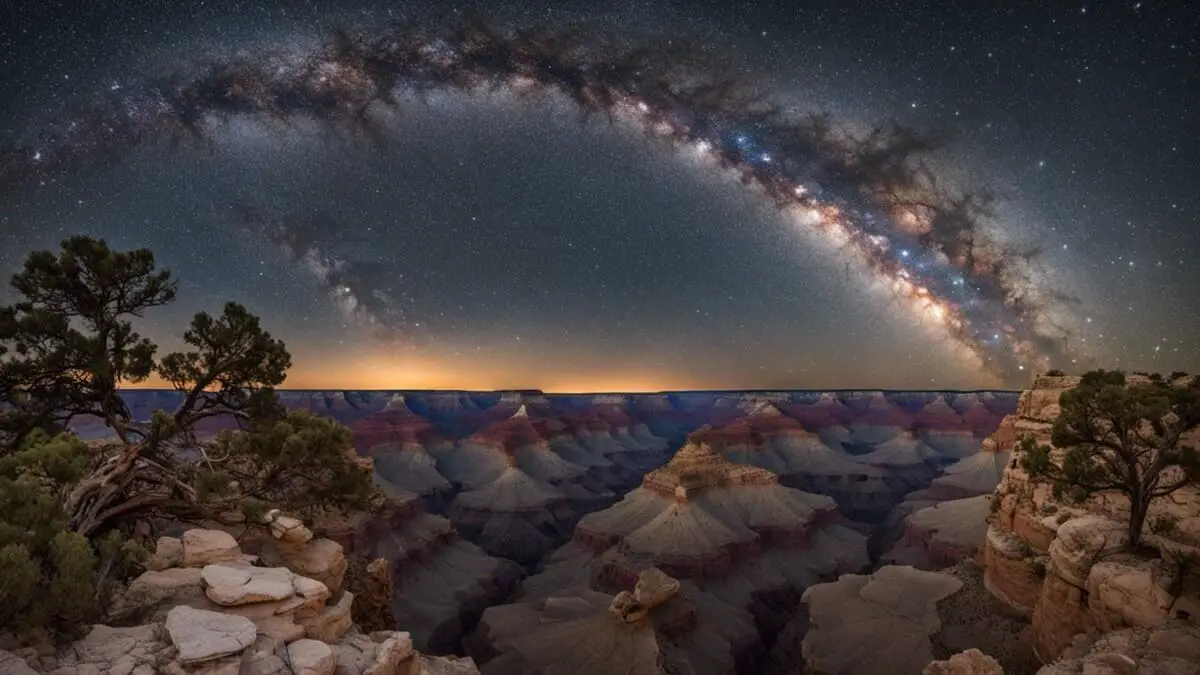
<box><xmin>0</xmin><ymin>0</ymin><xmax>1196</xmax><ymax>391</ymax></box>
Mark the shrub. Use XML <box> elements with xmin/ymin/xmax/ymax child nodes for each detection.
<box><xmin>1</xmin><ymin>237</ymin><xmax>379</xmax><ymax>639</ymax></box>
<box><xmin>1019</xmin><ymin>369</ymin><xmax>1200</xmax><ymax>550</ymax></box>
<box><xmin>1149</xmin><ymin>513</ymin><xmax>1181</xmax><ymax>537</ymax></box>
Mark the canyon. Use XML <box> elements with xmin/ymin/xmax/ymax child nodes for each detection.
<box><xmin>10</xmin><ymin>381</ymin><xmax>1197</xmax><ymax>674</ymax></box>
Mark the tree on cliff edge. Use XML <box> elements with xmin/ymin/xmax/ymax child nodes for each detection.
<box><xmin>0</xmin><ymin>237</ymin><xmax>377</xmax><ymax>636</ymax></box>
<box><xmin>1019</xmin><ymin>369</ymin><xmax>1200</xmax><ymax>550</ymax></box>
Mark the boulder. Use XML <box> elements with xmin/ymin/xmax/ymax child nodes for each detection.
<box><xmin>262</xmin><ymin>538</ymin><xmax>348</xmax><ymax>596</ymax></box>
<box><xmin>1048</xmin><ymin>517</ymin><xmax>1128</xmax><ymax>588</ymax></box>
<box><xmin>303</xmin><ymin>591</ymin><xmax>354</xmax><ymax>642</ymax></box>
<box><xmin>364</xmin><ymin>632</ymin><xmax>414</xmax><ymax>675</ymax></box>
<box><xmin>0</xmin><ymin>650</ymin><xmax>38</xmax><ymax>675</ymax></box>
<box><xmin>922</xmin><ymin>649</ymin><xmax>1005</xmax><ymax>675</ymax></box>
<box><xmin>164</xmin><ymin>606</ymin><xmax>257</xmax><ymax>664</ymax></box>
<box><xmin>286</xmin><ymin>639</ymin><xmax>335</xmax><ymax>675</ymax></box>
<box><xmin>202</xmin><ymin>565</ymin><xmax>296</xmax><ymax>606</ymax></box>
<box><xmin>269</xmin><ymin>515</ymin><xmax>314</xmax><ymax>545</ymax></box>
<box><xmin>44</xmin><ymin>623</ymin><xmax>173</xmax><ymax>674</ymax></box>
<box><xmin>146</xmin><ymin>536</ymin><xmax>184</xmax><ymax>571</ymax></box>
<box><xmin>1036</xmin><ymin>620</ymin><xmax>1200</xmax><ymax>675</ymax></box>
<box><xmin>418</xmin><ymin>655</ymin><xmax>481</xmax><ymax>674</ymax></box>
<box><xmin>111</xmin><ymin>567</ymin><xmax>205</xmax><ymax>621</ymax></box>
<box><xmin>182</xmin><ymin>530</ymin><xmax>241</xmax><ymax>568</ymax></box>
<box><xmin>1086</xmin><ymin>557</ymin><xmax>1174</xmax><ymax>631</ymax></box>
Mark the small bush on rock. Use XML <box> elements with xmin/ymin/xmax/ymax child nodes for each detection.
<box><xmin>1149</xmin><ymin>513</ymin><xmax>1181</xmax><ymax>537</ymax></box>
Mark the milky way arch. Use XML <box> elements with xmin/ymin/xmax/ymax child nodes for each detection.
<box><xmin>0</xmin><ymin>19</ymin><xmax>1082</xmax><ymax>384</ymax></box>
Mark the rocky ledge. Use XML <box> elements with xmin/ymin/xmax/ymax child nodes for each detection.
<box><xmin>979</xmin><ymin>374</ymin><xmax>1200</xmax><ymax>667</ymax></box>
<box><xmin>0</xmin><ymin>520</ymin><xmax>479</xmax><ymax>675</ymax></box>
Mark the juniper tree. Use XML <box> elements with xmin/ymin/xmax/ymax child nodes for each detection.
<box><xmin>1019</xmin><ymin>369</ymin><xmax>1200</xmax><ymax>550</ymax></box>
<box><xmin>0</xmin><ymin>237</ymin><xmax>377</xmax><ymax>636</ymax></box>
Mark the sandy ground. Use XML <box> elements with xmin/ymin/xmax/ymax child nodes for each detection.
<box><xmin>934</xmin><ymin>560</ymin><xmax>1040</xmax><ymax>675</ymax></box>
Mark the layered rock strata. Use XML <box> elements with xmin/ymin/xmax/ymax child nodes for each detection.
<box><xmin>883</xmin><ymin>495</ymin><xmax>992</xmax><ymax>570</ymax></box>
<box><xmin>438</xmin><ymin>406</ymin><xmax>612</xmax><ymax>565</ymax></box>
<box><xmin>694</xmin><ymin>407</ymin><xmax>898</xmax><ymax>520</ymax></box>
<box><xmin>485</xmin><ymin>432</ymin><xmax>870</xmax><ymax>673</ymax></box>
<box><xmin>981</xmin><ymin>374</ymin><xmax>1200</xmax><ymax>665</ymax></box>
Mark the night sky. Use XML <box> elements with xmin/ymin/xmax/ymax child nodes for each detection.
<box><xmin>1</xmin><ymin>0</ymin><xmax>1197</xmax><ymax>392</ymax></box>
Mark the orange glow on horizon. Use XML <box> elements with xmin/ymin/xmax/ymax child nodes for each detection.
<box><xmin>132</xmin><ymin>353</ymin><xmax>688</xmax><ymax>393</ymax></box>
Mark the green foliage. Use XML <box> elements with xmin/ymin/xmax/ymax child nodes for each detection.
<box><xmin>0</xmin><ymin>237</ymin><xmax>175</xmax><ymax>443</ymax></box>
<box><xmin>0</xmin><ymin>237</ymin><xmax>378</xmax><ymax>639</ymax></box>
<box><xmin>1018</xmin><ymin>369</ymin><xmax>1200</xmax><ymax>550</ymax></box>
<box><xmin>0</xmin><ymin>431</ymin><xmax>109</xmax><ymax>637</ymax></box>
<box><xmin>0</xmin><ymin>432</ymin><xmax>89</xmax><ymax>551</ymax></box>
<box><xmin>202</xmin><ymin>410</ymin><xmax>378</xmax><ymax>519</ymax></box>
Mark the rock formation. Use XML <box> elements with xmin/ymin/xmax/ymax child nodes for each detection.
<box><xmin>785</xmin><ymin>392</ymin><xmax>855</xmax><ymax>432</ymax></box>
<box><xmin>923</xmin><ymin>436</ymin><xmax>1011</xmax><ymax>501</ymax></box>
<box><xmin>469</xmin><ymin>567</ymin><xmax>763</xmax><ymax>675</ymax></box>
<box><xmin>923</xmin><ymin>649</ymin><xmax>1004</xmax><ymax>675</ymax></box>
<box><xmin>437</xmin><ymin>405</ymin><xmax>612</xmax><ymax>565</ymax></box>
<box><xmin>800</xmin><ymin>565</ymin><xmax>963</xmax><ymax>675</ymax></box>
<box><xmin>1035</xmin><ymin>619</ymin><xmax>1200</xmax><ymax>674</ymax></box>
<box><xmin>1</xmin><ymin>523</ymin><xmax>481</xmax><ymax>675</ymax></box>
<box><xmin>848</xmin><ymin>431</ymin><xmax>942</xmax><ymax>495</ymax></box>
<box><xmin>882</xmin><ymin>495</ymin><xmax>992</xmax><ymax>570</ymax></box>
<box><xmin>847</xmin><ymin>393</ymin><xmax>913</xmax><ymax>445</ymax></box>
<box><xmin>914</xmin><ymin>396</ymin><xmax>981</xmax><ymax>460</ymax></box>
<box><xmin>354</xmin><ymin>396</ymin><xmax>457</xmax><ymax>512</ymax></box>
<box><xmin>483</xmin><ymin>432</ymin><xmax>870</xmax><ymax>672</ymax></box>
<box><xmin>316</xmin><ymin>489</ymin><xmax>523</xmax><ymax>654</ymax></box>
<box><xmin>981</xmin><ymin>374</ymin><xmax>1200</xmax><ymax>665</ymax></box>
<box><xmin>693</xmin><ymin>407</ymin><xmax>898</xmax><ymax>520</ymax></box>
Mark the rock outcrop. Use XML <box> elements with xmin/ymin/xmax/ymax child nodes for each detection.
<box><xmin>1036</xmin><ymin>619</ymin><xmax>1200</xmax><ymax>674</ymax></box>
<box><xmin>353</xmin><ymin>396</ymin><xmax>456</xmax><ymax>512</ymax></box>
<box><xmin>2</xmin><ymin>524</ymin><xmax>482</xmax><ymax>675</ymax></box>
<box><xmin>981</xmin><ymin>374</ymin><xmax>1200</xmax><ymax>665</ymax></box>
<box><xmin>923</xmin><ymin>649</ymin><xmax>1004</xmax><ymax>675</ymax></box>
<box><xmin>436</xmin><ymin>406</ymin><xmax>608</xmax><ymax>565</ymax></box>
<box><xmin>925</xmin><ymin>437</ymin><xmax>1011</xmax><ymax>501</ymax></box>
<box><xmin>482</xmin><ymin>432</ymin><xmax>870</xmax><ymax>672</ymax></box>
<box><xmin>883</xmin><ymin>495</ymin><xmax>992</xmax><ymax>570</ymax></box>
<box><xmin>800</xmin><ymin>565</ymin><xmax>963</xmax><ymax>675</ymax></box>
<box><xmin>322</xmin><ymin>489</ymin><xmax>522</xmax><ymax>654</ymax></box>
<box><xmin>468</xmin><ymin>567</ymin><xmax>758</xmax><ymax>675</ymax></box>
<box><xmin>693</xmin><ymin>408</ymin><xmax>898</xmax><ymax>520</ymax></box>
<box><xmin>914</xmin><ymin>396</ymin><xmax>981</xmax><ymax>461</ymax></box>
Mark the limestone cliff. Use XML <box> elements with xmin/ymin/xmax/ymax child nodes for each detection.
<box><xmin>981</xmin><ymin>375</ymin><xmax>1200</xmax><ymax>665</ymax></box>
